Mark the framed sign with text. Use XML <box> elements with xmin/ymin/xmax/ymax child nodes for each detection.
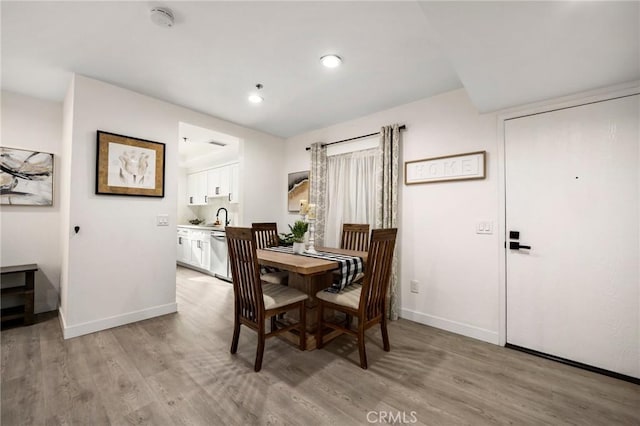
<box><xmin>405</xmin><ymin>151</ymin><xmax>486</xmax><ymax>185</ymax></box>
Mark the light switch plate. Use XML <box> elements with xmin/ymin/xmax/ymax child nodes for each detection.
<box><xmin>476</xmin><ymin>221</ymin><xmax>493</xmax><ymax>234</ymax></box>
<box><xmin>157</xmin><ymin>214</ymin><xmax>169</xmax><ymax>226</ymax></box>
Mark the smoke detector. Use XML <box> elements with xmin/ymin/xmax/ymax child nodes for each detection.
<box><xmin>150</xmin><ymin>7</ymin><xmax>174</xmax><ymax>28</ymax></box>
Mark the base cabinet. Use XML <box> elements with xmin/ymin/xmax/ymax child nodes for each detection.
<box><xmin>190</xmin><ymin>239</ymin><xmax>210</xmax><ymax>270</ymax></box>
<box><xmin>177</xmin><ymin>229</ymin><xmax>191</xmax><ymax>263</ymax></box>
<box><xmin>177</xmin><ymin>228</ymin><xmax>211</xmax><ymax>272</ymax></box>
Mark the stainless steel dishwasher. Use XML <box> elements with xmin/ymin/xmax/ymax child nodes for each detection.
<box><xmin>210</xmin><ymin>230</ymin><xmax>231</xmax><ymax>282</ymax></box>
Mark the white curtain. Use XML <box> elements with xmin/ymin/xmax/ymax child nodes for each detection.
<box><xmin>324</xmin><ymin>149</ymin><xmax>377</xmax><ymax>247</ymax></box>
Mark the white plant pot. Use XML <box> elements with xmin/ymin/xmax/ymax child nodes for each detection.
<box><xmin>292</xmin><ymin>242</ymin><xmax>305</xmax><ymax>254</ymax></box>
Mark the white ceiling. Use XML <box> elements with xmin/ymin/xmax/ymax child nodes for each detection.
<box><xmin>178</xmin><ymin>122</ymin><xmax>240</xmax><ymax>166</ymax></box>
<box><xmin>420</xmin><ymin>1</ymin><xmax>640</xmax><ymax>113</ymax></box>
<box><xmin>2</xmin><ymin>1</ymin><xmax>638</xmax><ymax>139</ymax></box>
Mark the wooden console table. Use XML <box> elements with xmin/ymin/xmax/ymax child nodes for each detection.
<box><xmin>1</xmin><ymin>264</ymin><xmax>37</xmax><ymax>325</ymax></box>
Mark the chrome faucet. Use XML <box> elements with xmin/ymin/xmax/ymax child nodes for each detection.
<box><xmin>216</xmin><ymin>207</ymin><xmax>230</xmax><ymax>226</ymax></box>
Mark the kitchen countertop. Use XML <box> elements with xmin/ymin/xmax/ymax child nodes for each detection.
<box><xmin>178</xmin><ymin>224</ymin><xmax>226</xmax><ymax>231</ymax></box>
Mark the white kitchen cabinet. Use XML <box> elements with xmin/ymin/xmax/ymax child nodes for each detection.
<box><xmin>177</xmin><ymin>228</ymin><xmax>210</xmax><ymax>271</ymax></box>
<box><xmin>219</xmin><ymin>165</ymin><xmax>231</xmax><ymax>196</ymax></box>
<box><xmin>207</xmin><ymin>168</ymin><xmax>221</xmax><ymax>196</ymax></box>
<box><xmin>207</xmin><ymin>165</ymin><xmax>231</xmax><ymax>197</ymax></box>
<box><xmin>177</xmin><ymin>229</ymin><xmax>191</xmax><ymax>263</ymax></box>
<box><xmin>190</xmin><ymin>238</ymin><xmax>210</xmax><ymax>270</ymax></box>
<box><xmin>187</xmin><ymin>163</ymin><xmax>239</xmax><ymax>205</ymax></box>
<box><xmin>187</xmin><ymin>171</ymin><xmax>208</xmax><ymax>205</ymax></box>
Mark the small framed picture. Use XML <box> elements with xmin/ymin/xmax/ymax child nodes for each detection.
<box><xmin>287</xmin><ymin>170</ymin><xmax>309</xmax><ymax>212</ymax></box>
<box><xmin>96</xmin><ymin>131</ymin><xmax>165</xmax><ymax>197</ymax></box>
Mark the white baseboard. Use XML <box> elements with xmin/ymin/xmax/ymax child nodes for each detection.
<box><xmin>400</xmin><ymin>308</ymin><xmax>499</xmax><ymax>345</ymax></box>
<box><xmin>60</xmin><ymin>302</ymin><xmax>178</xmax><ymax>339</ymax></box>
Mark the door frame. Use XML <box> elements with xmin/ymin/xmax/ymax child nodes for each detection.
<box><xmin>496</xmin><ymin>81</ymin><xmax>640</xmax><ymax>346</ymax></box>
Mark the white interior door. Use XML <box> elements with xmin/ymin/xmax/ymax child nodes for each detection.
<box><xmin>505</xmin><ymin>94</ymin><xmax>639</xmax><ymax>379</ymax></box>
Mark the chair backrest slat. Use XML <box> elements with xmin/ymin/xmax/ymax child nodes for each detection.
<box><xmin>360</xmin><ymin>228</ymin><xmax>397</xmax><ymax>321</ymax></box>
<box><xmin>252</xmin><ymin>222</ymin><xmax>280</xmax><ymax>249</ymax></box>
<box><xmin>341</xmin><ymin>223</ymin><xmax>370</xmax><ymax>252</ymax></box>
<box><xmin>227</xmin><ymin>227</ymin><xmax>265</xmax><ymax>325</ymax></box>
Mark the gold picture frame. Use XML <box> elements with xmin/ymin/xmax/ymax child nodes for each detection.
<box><xmin>96</xmin><ymin>131</ymin><xmax>165</xmax><ymax>197</ymax></box>
<box><xmin>405</xmin><ymin>151</ymin><xmax>486</xmax><ymax>185</ymax></box>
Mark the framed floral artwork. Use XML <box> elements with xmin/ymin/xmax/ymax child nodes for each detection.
<box><xmin>96</xmin><ymin>131</ymin><xmax>165</xmax><ymax>197</ymax></box>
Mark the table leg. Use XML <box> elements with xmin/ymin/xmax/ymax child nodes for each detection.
<box><xmin>283</xmin><ymin>272</ymin><xmax>344</xmax><ymax>350</ymax></box>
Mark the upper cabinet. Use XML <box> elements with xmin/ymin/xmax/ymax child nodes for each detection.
<box><xmin>188</xmin><ymin>162</ymin><xmax>239</xmax><ymax>205</ymax></box>
<box><xmin>187</xmin><ymin>171</ymin><xmax>208</xmax><ymax>205</ymax></box>
<box><xmin>207</xmin><ymin>167</ymin><xmax>230</xmax><ymax>197</ymax></box>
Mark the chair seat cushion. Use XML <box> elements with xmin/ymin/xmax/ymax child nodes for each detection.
<box><xmin>262</xmin><ymin>283</ymin><xmax>308</xmax><ymax>310</ymax></box>
<box><xmin>316</xmin><ymin>284</ymin><xmax>362</xmax><ymax>310</ymax></box>
<box><xmin>261</xmin><ymin>270</ymin><xmax>289</xmax><ymax>285</ymax></box>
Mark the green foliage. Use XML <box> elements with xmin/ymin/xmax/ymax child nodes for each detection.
<box><xmin>287</xmin><ymin>220</ymin><xmax>308</xmax><ymax>243</ymax></box>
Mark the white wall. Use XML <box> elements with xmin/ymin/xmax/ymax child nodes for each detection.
<box><xmin>177</xmin><ymin>166</ymin><xmax>190</xmax><ymax>224</ymax></box>
<box><xmin>1</xmin><ymin>91</ymin><xmax>63</xmax><ymax>313</ymax></box>
<box><xmin>59</xmin><ymin>79</ymin><xmax>74</xmax><ymax>319</ymax></box>
<box><xmin>284</xmin><ymin>89</ymin><xmax>501</xmax><ymax>343</ymax></box>
<box><xmin>60</xmin><ymin>75</ymin><xmax>283</xmax><ymax>338</ymax></box>
<box><xmin>240</xmin><ymin>135</ymin><xmax>287</xmax><ymax>229</ymax></box>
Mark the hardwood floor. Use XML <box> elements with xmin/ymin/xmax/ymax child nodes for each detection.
<box><xmin>2</xmin><ymin>266</ymin><xmax>638</xmax><ymax>425</ymax></box>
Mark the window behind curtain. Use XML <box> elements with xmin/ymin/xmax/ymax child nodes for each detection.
<box><xmin>324</xmin><ymin>148</ymin><xmax>378</xmax><ymax>247</ymax></box>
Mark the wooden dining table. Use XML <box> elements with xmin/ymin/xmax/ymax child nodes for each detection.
<box><xmin>257</xmin><ymin>246</ymin><xmax>367</xmax><ymax>350</ymax></box>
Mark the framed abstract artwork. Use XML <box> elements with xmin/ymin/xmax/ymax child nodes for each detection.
<box><xmin>96</xmin><ymin>131</ymin><xmax>165</xmax><ymax>197</ymax></box>
<box><xmin>287</xmin><ymin>170</ymin><xmax>309</xmax><ymax>212</ymax></box>
<box><xmin>0</xmin><ymin>147</ymin><xmax>54</xmax><ymax>206</ymax></box>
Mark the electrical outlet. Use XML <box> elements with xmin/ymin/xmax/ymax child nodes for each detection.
<box><xmin>410</xmin><ymin>280</ymin><xmax>419</xmax><ymax>294</ymax></box>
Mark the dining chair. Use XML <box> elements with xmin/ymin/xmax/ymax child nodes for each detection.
<box><xmin>316</xmin><ymin>228</ymin><xmax>398</xmax><ymax>369</ymax></box>
<box><xmin>252</xmin><ymin>222</ymin><xmax>289</xmax><ymax>285</ymax></box>
<box><xmin>341</xmin><ymin>223</ymin><xmax>370</xmax><ymax>252</ymax></box>
<box><xmin>226</xmin><ymin>227</ymin><xmax>308</xmax><ymax>372</ymax></box>
<box><xmin>334</xmin><ymin>223</ymin><xmax>370</xmax><ymax>288</ymax></box>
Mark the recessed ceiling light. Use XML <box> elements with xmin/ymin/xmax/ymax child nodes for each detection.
<box><xmin>320</xmin><ymin>54</ymin><xmax>342</xmax><ymax>68</ymax></box>
<box><xmin>248</xmin><ymin>83</ymin><xmax>264</xmax><ymax>104</ymax></box>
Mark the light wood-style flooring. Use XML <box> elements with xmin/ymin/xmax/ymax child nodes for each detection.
<box><xmin>2</xmin><ymin>267</ymin><xmax>638</xmax><ymax>425</ymax></box>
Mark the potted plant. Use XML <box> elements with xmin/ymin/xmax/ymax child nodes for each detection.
<box><xmin>288</xmin><ymin>220</ymin><xmax>308</xmax><ymax>254</ymax></box>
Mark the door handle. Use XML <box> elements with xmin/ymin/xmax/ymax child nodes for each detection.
<box><xmin>509</xmin><ymin>241</ymin><xmax>531</xmax><ymax>250</ymax></box>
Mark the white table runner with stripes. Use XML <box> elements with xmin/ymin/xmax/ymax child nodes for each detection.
<box><xmin>264</xmin><ymin>246</ymin><xmax>364</xmax><ymax>293</ymax></box>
